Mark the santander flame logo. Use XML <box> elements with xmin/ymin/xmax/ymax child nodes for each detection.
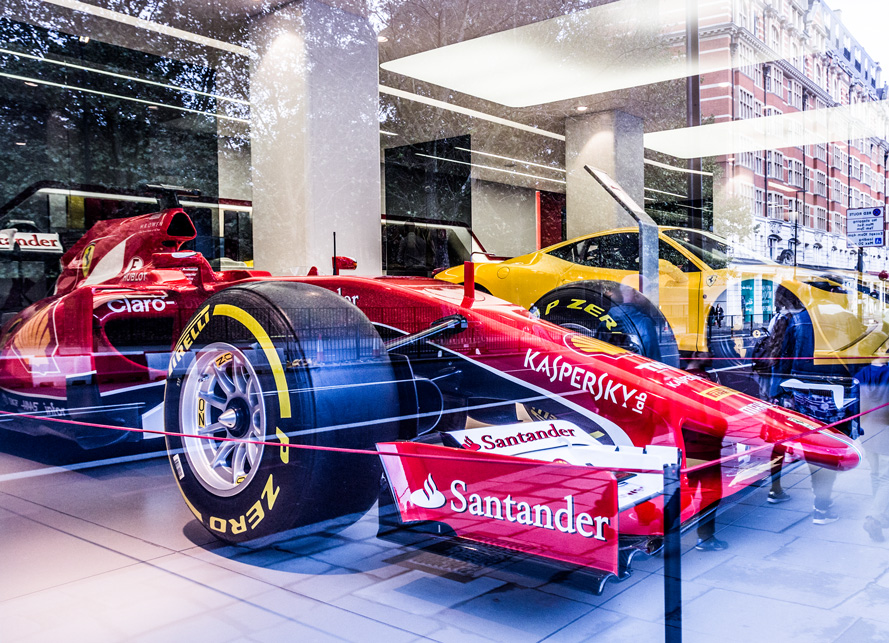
<box><xmin>462</xmin><ymin>436</ymin><xmax>482</xmax><ymax>451</ymax></box>
<box><xmin>409</xmin><ymin>474</ymin><xmax>446</xmax><ymax>509</ymax></box>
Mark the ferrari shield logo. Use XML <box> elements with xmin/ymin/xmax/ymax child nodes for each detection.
<box><xmin>81</xmin><ymin>244</ymin><xmax>95</xmax><ymax>277</ymax></box>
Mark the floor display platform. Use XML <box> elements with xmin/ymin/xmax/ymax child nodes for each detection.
<box><xmin>1</xmin><ymin>433</ymin><xmax>888</xmax><ymax>642</ymax></box>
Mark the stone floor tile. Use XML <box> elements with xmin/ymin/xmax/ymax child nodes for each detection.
<box><xmin>831</xmin><ymin>617</ymin><xmax>889</xmax><ymax>642</ymax></box>
<box><xmin>598</xmin><ymin>573</ymin><xmax>711</xmax><ymax>622</ymax></box>
<box><xmin>573</xmin><ymin>609</ymin><xmax>667</xmax><ymax>642</ymax></box>
<box><xmin>538</xmin><ymin>607</ymin><xmax>627</xmax><ymax>642</ymax></box>
<box><xmin>682</xmin><ymin>588</ymin><xmax>855</xmax><ymax>642</ymax></box>
<box><xmin>730</xmin><ymin>504</ymin><xmax>810</xmax><ymax>532</ymax></box>
<box><xmin>694</xmin><ymin>557</ymin><xmax>867</xmax><ymax>609</ymax></box>
<box><xmin>833</xmin><ymin>583</ymin><xmax>889</xmax><ymax>625</ymax></box>
<box><xmin>332</xmin><ymin>594</ymin><xmax>449</xmax><ymax>637</ymax></box>
<box><xmin>419</xmin><ymin>624</ymin><xmax>505</xmax><ymax>643</ymax></box>
<box><xmin>434</xmin><ymin>585</ymin><xmax>594</xmax><ymax>643</ymax></box>
<box><xmin>350</xmin><ymin>569</ymin><xmax>505</xmax><ymax>616</ymax></box>
<box><xmin>285</xmin><ymin>567</ymin><xmax>380</xmax><ymax>602</ymax></box>
<box><xmin>766</xmin><ymin>536</ymin><xmax>889</xmax><ymax>579</ymax></box>
<box><xmin>295</xmin><ymin>602</ymin><xmax>423</xmax><ymax>642</ymax></box>
<box><xmin>537</xmin><ymin>567</ymin><xmax>648</xmax><ymax>606</ymax></box>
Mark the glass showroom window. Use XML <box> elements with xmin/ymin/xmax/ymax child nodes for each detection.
<box><xmin>2</xmin><ymin>2</ymin><xmax>889</xmax><ymax>641</ymax></box>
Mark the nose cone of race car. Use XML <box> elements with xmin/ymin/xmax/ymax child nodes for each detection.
<box><xmin>788</xmin><ymin>426</ymin><xmax>862</xmax><ymax>471</ymax></box>
<box><xmin>746</xmin><ymin>402</ymin><xmax>862</xmax><ymax>472</ymax></box>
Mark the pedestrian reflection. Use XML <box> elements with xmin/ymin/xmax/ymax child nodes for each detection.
<box><xmin>859</xmin><ymin>358</ymin><xmax>889</xmax><ymax>542</ymax></box>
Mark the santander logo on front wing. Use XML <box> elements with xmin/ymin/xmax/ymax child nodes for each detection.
<box><xmin>406</xmin><ymin>470</ymin><xmax>611</xmax><ymax>541</ymax></box>
<box><xmin>446</xmin><ymin>419</ymin><xmax>603</xmax><ymax>458</ymax></box>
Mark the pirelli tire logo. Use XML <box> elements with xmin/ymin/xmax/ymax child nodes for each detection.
<box><xmin>169</xmin><ymin>306</ymin><xmax>211</xmax><ymax>375</ymax></box>
<box><xmin>543</xmin><ymin>298</ymin><xmax>618</xmax><ymax>330</ymax></box>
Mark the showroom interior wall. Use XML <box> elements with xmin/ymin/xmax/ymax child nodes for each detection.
<box><xmin>565</xmin><ymin>109</ymin><xmax>646</xmax><ymax>238</ymax></box>
<box><xmin>471</xmin><ymin>179</ymin><xmax>537</xmax><ymax>258</ymax></box>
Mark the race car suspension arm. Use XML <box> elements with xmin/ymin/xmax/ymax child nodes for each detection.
<box><xmin>384</xmin><ymin>314</ymin><xmax>468</xmax><ymax>352</ymax></box>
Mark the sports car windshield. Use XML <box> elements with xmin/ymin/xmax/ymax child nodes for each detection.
<box><xmin>663</xmin><ymin>229</ymin><xmax>773</xmax><ymax>270</ymax></box>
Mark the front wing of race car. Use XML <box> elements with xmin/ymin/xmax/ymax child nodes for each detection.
<box><xmin>377</xmin><ymin>422</ymin><xmax>679</xmax><ymax>575</ymax></box>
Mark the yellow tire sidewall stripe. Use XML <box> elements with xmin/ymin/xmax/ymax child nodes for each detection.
<box><xmin>212</xmin><ymin>303</ymin><xmax>292</xmax><ymax>419</ymax></box>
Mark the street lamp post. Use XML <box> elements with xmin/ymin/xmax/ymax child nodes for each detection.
<box><xmin>774</xmin><ymin>183</ymin><xmax>804</xmax><ymax>270</ymax></box>
<box><xmin>793</xmin><ymin>189</ymin><xmax>803</xmax><ymax>269</ymax></box>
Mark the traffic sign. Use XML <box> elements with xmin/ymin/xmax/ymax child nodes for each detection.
<box><xmin>847</xmin><ymin>207</ymin><xmax>885</xmax><ymax>247</ymax></box>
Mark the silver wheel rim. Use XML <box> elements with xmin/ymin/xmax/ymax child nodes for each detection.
<box><xmin>180</xmin><ymin>342</ymin><xmax>267</xmax><ymax>496</ymax></box>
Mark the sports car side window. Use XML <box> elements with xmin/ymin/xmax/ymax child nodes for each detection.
<box><xmin>658</xmin><ymin>239</ymin><xmax>699</xmax><ymax>273</ymax></box>
<box><xmin>588</xmin><ymin>233</ymin><xmax>638</xmax><ymax>270</ymax></box>
<box><xmin>547</xmin><ymin>241</ymin><xmax>582</xmax><ymax>263</ymax></box>
<box><xmin>547</xmin><ymin>234</ymin><xmax>637</xmax><ymax>270</ymax></box>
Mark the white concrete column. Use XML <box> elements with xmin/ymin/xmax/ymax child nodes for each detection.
<box><xmin>565</xmin><ymin>110</ymin><xmax>644</xmax><ymax>238</ymax></box>
<box><xmin>250</xmin><ymin>1</ymin><xmax>381</xmax><ymax>275</ymax></box>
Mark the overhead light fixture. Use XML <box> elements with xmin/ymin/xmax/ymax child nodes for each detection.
<box><xmin>0</xmin><ymin>71</ymin><xmax>249</xmax><ymax>124</ymax></box>
<box><xmin>575</xmin><ymin>106</ymin><xmax>588</xmax><ymax>112</ymax></box>
<box><xmin>378</xmin><ymin>35</ymin><xmax>389</xmax><ymax>43</ymax></box>
<box><xmin>645</xmin><ymin>187</ymin><xmax>687</xmax><ymax>199</ymax></box>
<box><xmin>414</xmin><ymin>152</ymin><xmax>566</xmax><ymax>185</ymax></box>
<box><xmin>645</xmin><ymin>101</ymin><xmax>889</xmax><ymax>159</ymax></box>
<box><xmin>15</xmin><ymin>142</ymin><xmax>26</xmax><ymax>146</ymax></box>
<box><xmin>643</xmin><ymin>158</ymin><xmax>713</xmax><ymax>176</ymax></box>
<box><xmin>31</xmin><ymin>187</ymin><xmax>252</xmax><ymax>213</ymax></box>
<box><xmin>380</xmin><ymin>0</ymin><xmax>824</xmax><ymax>108</ymax></box>
<box><xmin>148</xmin><ymin>105</ymin><xmax>158</xmax><ymax>110</ymax></box>
<box><xmin>41</xmin><ymin>0</ymin><xmax>250</xmax><ymax>56</ymax></box>
<box><xmin>24</xmin><ymin>81</ymin><xmax>37</xmax><ymax>87</ymax></box>
<box><xmin>1</xmin><ymin>47</ymin><xmax>249</xmax><ymax>106</ymax></box>
<box><xmin>453</xmin><ymin>146</ymin><xmax>564</xmax><ymax>172</ymax></box>
<box><xmin>380</xmin><ymin>129</ymin><xmax>397</xmax><ymax>136</ymax></box>
<box><xmin>78</xmin><ymin>36</ymin><xmax>90</xmax><ymax>43</ymax></box>
<box><xmin>379</xmin><ymin>85</ymin><xmax>564</xmax><ymax>141</ymax></box>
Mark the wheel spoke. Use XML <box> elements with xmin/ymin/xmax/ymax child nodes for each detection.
<box><xmin>210</xmin><ymin>441</ymin><xmax>235</xmax><ymax>469</ymax></box>
<box><xmin>246</xmin><ymin>441</ymin><xmax>259</xmax><ymax>466</ymax></box>
<box><xmin>247</xmin><ymin>376</ymin><xmax>261</xmax><ymax>405</ymax></box>
<box><xmin>197</xmin><ymin>422</ymin><xmax>225</xmax><ymax>435</ymax></box>
<box><xmin>232</xmin><ymin>442</ymin><xmax>248</xmax><ymax>479</ymax></box>
<box><xmin>213</xmin><ymin>362</ymin><xmax>235</xmax><ymax>395</ymax></box>
<box><xmin>198</xmin><ymin>390</ymin><xmax>227</xmax><ymax>409</ymax></box>
<box><xmin>232</xmin><ymin>361</ymin><xmax>247</xmax><ymax>394</ymax></box>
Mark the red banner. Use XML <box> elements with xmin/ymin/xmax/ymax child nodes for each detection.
<box><xmin>377</xmin><ymin>442</ymin><xmax>619</xmax><ymax>574</ymax></box>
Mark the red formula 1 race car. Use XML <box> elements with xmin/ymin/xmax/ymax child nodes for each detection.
<box><xmin>0</xmin><ymin>194</ymin><xmax>861</xmax><ymax>579</ymax></box>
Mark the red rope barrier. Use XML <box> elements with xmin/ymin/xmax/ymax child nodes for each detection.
<box><xmin>4</xmin><ymin>398</ymin><xmax>887</xmax><ymax>477</ymax></box>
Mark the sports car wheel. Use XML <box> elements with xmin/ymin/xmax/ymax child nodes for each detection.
<box><xmin>165</xmin><ymin>282</ymin><xmax>400</xmax><ymax>543</ymax></box>
<box><xmin>534</xmin><ymin>281</ymin><xmax>680</xmax><ymax>367</ymax></box>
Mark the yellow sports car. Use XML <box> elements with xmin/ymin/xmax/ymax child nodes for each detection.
<box><xmin>436</xmin><ymin>226</ymin><xmax>889</xmax><ymax>369</ymax></box>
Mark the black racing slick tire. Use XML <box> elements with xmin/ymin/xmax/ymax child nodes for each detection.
<box><xmin>534</xmin><ymin>281</ymin><xmax>680</xmax><ymax>368</ymax></box>
<box><xmin>164</xmin><ymin>282</ymin><xmax>400</xmax><ymax>544</ymax></box>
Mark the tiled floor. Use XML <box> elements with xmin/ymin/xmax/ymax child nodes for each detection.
<box><xmin>2</xmin><ymin>433</ymin><xmax>889</xmax><ymax>642</ymax></box>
